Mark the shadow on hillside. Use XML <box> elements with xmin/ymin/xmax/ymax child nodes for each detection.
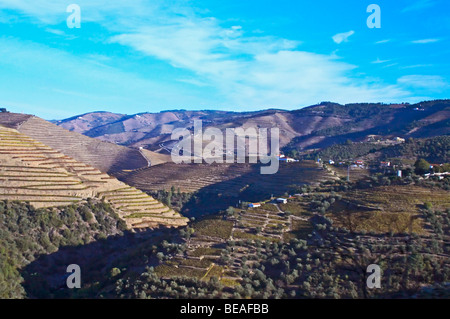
<box><xmin>20</xmin><ymin>226</ymin><xmax>179</xmax><ymax>299</ymax></box>
<box><xmin>180</xmin><ymin>163</ymin><xmax>312</xmax><ymax>218</ymax></box>
<box><xmin>107</xmin><ymin>147</ymin><xmax>150</xmax><ymax>174</ymax></box>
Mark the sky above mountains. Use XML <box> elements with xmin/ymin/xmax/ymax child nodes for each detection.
<box><xmin>0</xmin><ymin>0</ymin><xmax>449</xmax><ymax>119</ymax></box>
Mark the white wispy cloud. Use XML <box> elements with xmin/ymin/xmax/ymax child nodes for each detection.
<box><xmin>111</xmin><ymin>21</ymin><xmax>409</xmax><ymax>106</ymax></box>
<box><xmin>0</xmin><ymin>36</ymin><xmax>213</xmax><ymax>118</ymax></box>
<box><xmin>397</xmin><ymin>75</ymin><xmax>447</xmax><ymax>91</ymax></box>
<box><xmin>332</xmin><ymin>31</ymin><xmax>355</xmax><ymax>44</ymax></box>
<box><xmin>0</xmin><ymin>0</ymin><xmax>429</xmax><ymax>109</ymax></box>
<box><xmin>371</xmin><ymin>58</ymin><xmax>391</xmax><ymax>64</ymax></box>
<box><xmin>177</xmin><ymin>78</ymin><xmax>210</xmax><ymax>87</ymax></box>
<box><xmin>45</xmin><ymin>28</ymin><xmax>65</xmax><ymax>36</ymax></box>
<box><xmin>400</xmin><ymin>64</ymin><xmax>433</xmax><ymax>69</ymax></box>
<box><xmin>402</xmin><ymin>0</ymin><xmax>436</xmax><ymax>13</ymax></box>
<box><xmin>45</xmin><ymin>27</ymin><xmax>78</xmax><ymax>40</ymax></box>
<box><xmin>411</xmin><ymin>38</ymin><xmax>440</xmax><ymax>44</ymax></box>
<box><xmin>383</xmin><ymin>63</ymin><xmax>398</xmax><ymax>69</ymax></box>
<box><xmin>375</xmin><ymin>39</ymin><xmax>391</xmax><ymax>44</ymax></box>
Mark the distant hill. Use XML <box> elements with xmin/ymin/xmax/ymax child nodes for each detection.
<box><xmin>0</xmin><ymin>118</ymin><xmax>188</xmax><ymax>229</ymax></box>
<box><xmin>54</xmin><ymin>100</ymin><xmax>450</xmax><ymax>152</ymax></box>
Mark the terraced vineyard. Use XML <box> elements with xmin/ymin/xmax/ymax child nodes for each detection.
<box><xmin>120</xmin><ymin>160</ymin><xmax>332</xmax><ymax>198</ymax></box>
<box><xmin>327</xmin><ymin>164</ymin><xmax>371</xmax><ymax>182</ymax></box>
<box><xmin>97</xmin><ymin>187</ymin><xmax>186</xmax><ymax>229</ymax></box>
<box><xmin>233</xmin><ymin>205</ymin><xmax>290</xmax><ymax>242</ymax></box>
<box><xmin>328</xmin><ymin>185</ymin><xmax>450</xmax><ymax>234</ymax></box>
<box><xmin>0</xmin><ymin>113</ymin><xmax>167</xmax><ymax>174</ymax></box>
<box><xmin>0</xmin><ymin>125</ymin><xmax>187</xmax><ymax>229</ymax></box>
<box><xmin>155</xmin><ymin>201</ymin><xmax>308</xmax><ymax>284</ymax></box>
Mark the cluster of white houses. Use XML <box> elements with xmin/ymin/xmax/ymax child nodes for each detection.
<box><xmin>327</xmin><ymin>159</ymin><xmax>392</xmax><ymax>169</ymax></box>
<box><xmin>248</xmin><ymin>197</ymin><xmax>288</xmax><ymax>208</ymax></box>
<box><xmin>365</xmin><ymin>135</ymin><xmax>406</xmax><ymax>144</ymax></box>
<box><xmin>327</xmin><ymin>159</ymin><xmax>366</xmax><ymax>168</ymax></box>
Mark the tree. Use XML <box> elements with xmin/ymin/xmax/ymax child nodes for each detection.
<box><xmin>414</xmin><ymin>158</ymin><xmax>431</xmax><ymax>175</ymax></box>
<box><xmin>110</xmin><ymin>268</ymin><xmax>121</xmax><ymax>278</ymax></box>
<box><xmin>166</xmin><ymin>190</ymin><xmax>172</xmax><ymax>207</ymax></box>
<box><xmin>156</xmin><ymin>252</ymin><xmax>164</xmax><ymax>261</ymax></box>
<box><xmin>287</xmin><ymin>149</ymin><xmax>299</xmax><ymax>159</ymax></box>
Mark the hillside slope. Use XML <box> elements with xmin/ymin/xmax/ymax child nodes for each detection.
<box><xmin>0</xmin><ymin>124</ymin><xmax>187</xmax><ymax>229</ymax></box>
<box><xmin>304</xmin><ymin>135</ymin><xmax>450</xmax><ymax>164</ymax></box>
<box><xmin>119</xmin><ymin>160</ymin><xmax>330</xmax><ymax>200</ymax></box>
<box><xmin>0</xmin><ymin>200</ymin><xmax>126</xmax><ymax>298</ymax></box>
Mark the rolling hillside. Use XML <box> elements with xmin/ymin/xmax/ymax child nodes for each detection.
<box><xmin>0</xmin><ymin>124</ymin><xmax>188</xmax><ymax>229</ymax></box>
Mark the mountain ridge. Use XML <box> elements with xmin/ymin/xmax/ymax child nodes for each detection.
<box><xmin>53</xmin><ymin>100</ymin><xmax>450</xmax><ymax>152</ymax></box>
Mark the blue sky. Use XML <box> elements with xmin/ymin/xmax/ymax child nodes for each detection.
<box><xmin>0</xmin><ymin>0</ymin><xmax>449</xmax><ymax>119</ymax></box>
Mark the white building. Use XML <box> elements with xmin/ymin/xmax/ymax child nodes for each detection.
<box><xmin>279</xmin><ymin>157</ymin><xmax>296</xmax><ymax>163</ymax></box>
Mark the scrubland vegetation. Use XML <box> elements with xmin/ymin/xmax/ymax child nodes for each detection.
<box><xmin>0</xmin><ymin>200</ymin><xmax>125</xmax><ymax>298</ymax></box>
